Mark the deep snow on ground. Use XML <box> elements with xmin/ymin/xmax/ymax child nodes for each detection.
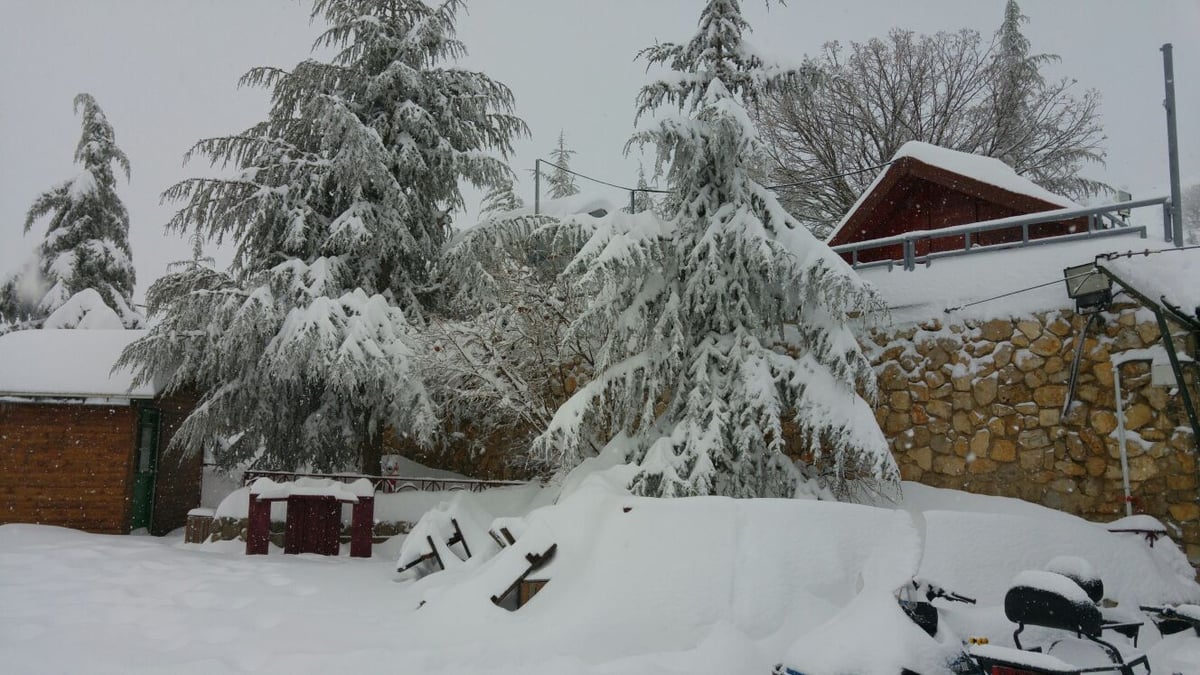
<box><xmin>2</xmin><ymin>476</ymin><xmax>1198</xmax><ymax>675</ymax></box>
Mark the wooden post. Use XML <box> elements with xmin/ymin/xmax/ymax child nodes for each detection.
<box><xmin>350</xmin><ymin>496</ymin><xmax>374</xmax><ymax>558</ymax></box>
<box><xmin>246</xmin><ymin>493</ymin><xmax>271</xmax><ymax>555</ymax></box>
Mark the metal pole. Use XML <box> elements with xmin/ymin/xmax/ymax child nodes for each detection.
<box><xmin>630</xmin><ymin>190</ymin><xmax>636</xmax><ymax>214</ymax></box>
<box><xmin>1162</xmin><ymin>44</ymin><xmax>1184</xmax><ymax>248</ymax></box>
<box><xmin>534</xmin><ymin>160</ymin><xmax>541</xmax><ymax>215</ymax></box>
<box><xmin>1112</xmin><ymin>361</ymin><xmax>1134</xmax><ymax>517</ymax></box>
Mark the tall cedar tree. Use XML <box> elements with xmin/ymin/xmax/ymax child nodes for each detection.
<box><xmin>527</xmin><ymin>0</ymin><xmax>896</xmax><ymax>498</ymax></box>
<box><xmin>757</xmin><ymin>3</ymin><xmax>1105</xmax><ymax>237</ymax></box>
<box><xmin>545</xmin><ymin>130</ymin><xmax>579</xmax><ymax>199</ymax></box>
<box><xmin>120</xmin><ymin>0</ymin><xmax>526</xmax><ymax>473</ymax></box>
<box><xmin>3</xmin><ymin>94</ymin><xmax>140</xmax><ymax>328</ymax></box>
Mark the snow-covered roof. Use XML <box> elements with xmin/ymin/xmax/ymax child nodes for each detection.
<box><xmin>861</xmin><ymin>237</ymin><xmax>1193</xmax><ymax>323</ymax></box>
<box><xmin>520</xmin><ymin>192</ymin><xmax>621</xmax><ymax>219</ymax></box>
<box><xmin>827</xmin><ymin>141</ymin><xmax>1079</xmax><ymax>243</ymax></box>
<box><xmin>1103</xmin><ymin>249</ymin><xmax>1200</xmax><ymax>313</ymax></box>
<box><xmin>42</xmin><ymin>288</ymin><xmax>125</xmax><ymax>329</ymax></box>
<box><xmin>893</xmin><ymin>142</ymin><xmax>1078</xmax><ymax>208</ymax></box>
<box><xmin>0</xmin><ymin>329</ymin><xmax>159</xmax><ymax>400</ymax></box>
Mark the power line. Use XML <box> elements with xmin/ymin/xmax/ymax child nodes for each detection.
<box><xmin>763</xmin><ymin>160</ymin><xmax>897</xmax><ymax>191</ymax></box>
<box><xmin>1097</xmin><ymin>244</ymin><xmax>1200</xmax><ymax>260</ymax></box>
<box><xmin>534</xmin><ymin>158</ymin><xmax>897</xmax><ymax>196</ymax></box>
<box><xmin>536</xmin><ymin>159</ymin><xmax>672</xmax><ymax>194</ymax></box>
<box><xmin>940</xmin><ymin>245</ymin><xmax>1200</xmax><ymax>313</ymax></box>
<box><xmin>941</xmin><ymin>277</ymin><xmax>1070</xmax><ymax>313</ymax></box>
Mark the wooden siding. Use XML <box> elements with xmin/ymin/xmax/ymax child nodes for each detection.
<box><xmin>829</xmin><ymin>157</ymin><xmax>1087</xmax><ymax>264</ymax></box>
<box><xmin>0</xmin><ymin>401</ymin><xmax>137</xmax><ymax>533</ymax></box>
<box><xmin>147</xmin><ymin>389</ymin><xmax>203</xmax><ymax>535</ymax></box>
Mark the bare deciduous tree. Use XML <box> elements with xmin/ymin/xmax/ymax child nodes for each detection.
<box><xmin>1183</xmin><ymin>182</ymin><xmax>1200</xmax><ymax>246</ymax></box>
<box><xmin>758</xmin><ymin>2</ymin><xmax>1106</xmax><ymax>238</ymax></box>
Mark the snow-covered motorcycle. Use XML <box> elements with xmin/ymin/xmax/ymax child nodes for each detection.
<box><xmin>966</xmin><ymin>562</ymin><xmax>1151</xmax><ymax>675</ymax></box>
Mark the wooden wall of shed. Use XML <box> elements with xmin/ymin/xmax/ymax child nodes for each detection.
<box><xmin>147</xmin><ymin>389</ymin><xmax>203</xmax><ymax>535</ymax></box>
<box><xmin>840</xmin><ymin>177</ymin><xmax>1084</xmax><ymax>264</ymax></box>
<box><xmin>0</xmin><ymin>401</ymin><xmax>136</xmax><ymax>533</ymax></box>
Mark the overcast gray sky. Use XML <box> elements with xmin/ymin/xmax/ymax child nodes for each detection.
<box><xmin>2</xmin><ymin>0</ymin><xmax>1197</xmax><ymax>303</ymax></box>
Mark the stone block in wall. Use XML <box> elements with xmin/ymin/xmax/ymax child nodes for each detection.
<box><xmin>889</xmin><ymin>391</ymin><xmax>912</xmax><ymax>411</ymax></box>
<box><xmin>969</xmin><ymin>430</ymin><xmax>990</xmax><ymax>457</ymax></box>
<box><xmin>1122</xmin><ymin>403</ymin><xmax>1153</xmax><ymax>430</ymax></box>
<box><xmin>1046</xmin><ymin>316</ymin><xmax>1072</xmax><ymax>337</ymax></box>
<box><xmin>993</xmin><ymin>343</ymin><xmax>1014</xmax><ymax>369</ymax></box>
<box><xmin>980</xmin><ymin>319</ymin><xmax>1013</xmax><ymax>341</ymax></box>
<box><xmin>1090</xmin><ymin>410</ymin><xmax>1117</xmax><ymax>435</ymax></box>
<box><xmin>1038</xmin><ymin>409</ymin><xmax>1060</xmax><ymax>427</ymax></box>
<box><xmin>1169</xmin><ymin>502</ymin><xmax>1200</xmax><ymax>522</ymax></box>
<box><xmin>972</xmin><ymin>377</ymin><xmax>998</xmax><ymax>406</ymax></box>
<box><xmin>1024</xmin><ymin>370</ymin><xmax>1048</xmax><ymax>389</ymax></box>
<box><xmin>991</xmin><ymin>440</ymin><xmax>1017</xmax><ymax>462</ymax></box>
<box><xmin>1033</xmin><ymin>385</ymin><xmax>1067</xmax><ymax>408</ymax></box>
<box><xmin>1030</xmin><ymin>335</ymin><xmax>1062</xmax><ymax>357</ymax></box>
<box><xmin>998</xmin><ymin>384</ymin><xmax>1026</xmax><ymax>405</ymax></box>
<box><xmin>1136</xmin><ymin>321</ymin><xmax>1160</xmax><ymax>345</ymax></box>
<box><xmin>1017</xmin><ymin>320</ymin><xmax>1042</xmax><ymax>340</ymax></box>
<box><xmin>1018</xmin><ymin>429</ymin><xmax>1050</xmax><ymax>449</ymax></box>
<box><xmin>933</xmin><ymin>455</ymin><xmax>966</xmax><ymax>476</ymax></box>
<box><xmin>926</xmin><ymin>400</ymin><xmax>952</xmax><ymax>420</ymax></box>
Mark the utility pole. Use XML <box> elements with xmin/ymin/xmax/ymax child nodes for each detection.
<box><xmin>1162</xmin><ymin>43</ymin><xmax>1184</xmax><ymax>248</ymax></box>
<box><xmin>534</xmin><ymin>159</ymin><xmax>541</xmax><ymax>215</ymax></box>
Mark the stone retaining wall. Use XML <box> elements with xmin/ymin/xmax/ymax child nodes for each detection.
<box><xmin>866</xmin><ymin>304</ymin><xmax>1199</xmax><ymax>562</ymax></box>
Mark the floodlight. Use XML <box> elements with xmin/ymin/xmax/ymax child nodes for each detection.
<box><xmin>1063</xmin><ymin>263</ymin><xmax>1113</xmax><ymax>314</ymax></box>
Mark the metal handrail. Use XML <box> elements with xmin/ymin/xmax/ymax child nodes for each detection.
<box><xmin>242</xmin><ymin>469</ymin><xmax>527</xmax><ymax>494</ymax></box>
<box><xmin>832</xmin><ymin>196</ymin><xmax>1170</xmax><ymax>271</ymax></box>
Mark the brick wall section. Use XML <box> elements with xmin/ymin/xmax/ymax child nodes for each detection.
<box><xmin>0</xmin><ymin>401</ymin><xmax>137</xmax><ymax>533</ymax></box>
<box><xmin>866</xmin><ymin>304</ymin><xmax>1199</xmax><ymax>561</ymax></box>
<box><xmin>148</xmin><ymin>390</ymin><xmax>202</xmax><ymax>536</ymax></box>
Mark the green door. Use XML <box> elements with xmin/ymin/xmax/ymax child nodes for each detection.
<box><xmin>130</xmin><ymin>408</ymin><xmax>160</xmax><ymax>531</ymax></box>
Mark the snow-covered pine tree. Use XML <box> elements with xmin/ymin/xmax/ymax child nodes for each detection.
<box><xmin>6</xmin><ymin>93</ymin><xmax>141</xmax><ymax>328</ymax></box>
<box><xmin>627</xmin><ymin>163</ymin><xmax>658</xmax><ymax>214</ymax></box>
<box><xmin>991</xmin><ymin>0</ymin><xmax>1043</xmax><ymax>167</ymax></box>
<box><xmin>119</xmin><ymin>0</ymin><xmax>526</xmax><ymax>474</ymax></box>
<box><xmin>987</xmin><ymin>0</ymin><xmax>1105</xmax><ymax>198</ymax></box>
<box><xmin>481</xmin><ymin>180</ymin><xmax>525</xmax><ymax>215</ymax></box>
<box><xmin>530</xmin><ymin>0</ymin><xmax>897</xmax><ymax>499</ymax></box>
<box><xmin>545</xmin><ymin>130</ymin><xmax>579</xmax><ymax>199</ymax></box>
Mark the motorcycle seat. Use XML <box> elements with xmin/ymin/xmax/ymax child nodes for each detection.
<box><xmin>1004</xmin><ymin>571</ymin><xmax>1102</xmax><ymax>637</ymax></box>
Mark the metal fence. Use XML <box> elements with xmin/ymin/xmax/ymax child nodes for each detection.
<box><xmin>242</xmin><ymin>469</ymin><xmax>526</xmax><ymax>494</ymax></box>
<box><xmin>832</xmin><ymin>196</ymin><xmax>1172</xmax><ymax>271</ymax></box>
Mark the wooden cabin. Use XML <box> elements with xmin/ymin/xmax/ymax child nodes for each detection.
<box><xmin>827</xmin><ymin>142</ymin><xmax>1088</xmax><ymax>264</ymax></box>
<box><xmin>0</xmin><ymin>330</ymin><xmax>200</xmax><ymax>535</ymax></box>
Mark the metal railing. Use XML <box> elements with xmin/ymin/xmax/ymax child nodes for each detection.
<box><xmin>242</xmin><ymin>469</ymin><xmax>527</xmax><ymax>494</ymax></box>
<box><xmin>832</xmin><ymin>196</ymin><xmax>1172</xmax><ymax>271</ymax></box>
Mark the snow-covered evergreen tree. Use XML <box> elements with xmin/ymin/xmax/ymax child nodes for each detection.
<box><xmin>991</xmin><ymin>0</ymin><xmax>1044</xmax><ymax>166</ymax></box>
<box><xmin>481</xmin><ymin>180</ymin><xmax>525</xmax><ymax>215</ymax></box>
<box><xmin>3</xmin><ymin>93</ymin><xmax>141</xmax><ymax>328</ymax></box>
<box><xmin>627</xmin><ymin>164</ymin><xmax>658</xmax><ymax>214</ymax></box>
<box><xmin>545</xmin><ymin>130</ymin><xmax>579</xmax><ymax>199</ymax></box>
<box><xmin>120</xmin><ymin>0</ymin><xmax>526</xmax><ymax>473</ymax></box>
<box><xmin>530</xmin><ymin>0</ymin><xmax>896</xmax><ymax>499</ymax></box>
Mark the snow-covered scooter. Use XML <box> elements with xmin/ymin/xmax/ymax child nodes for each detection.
<box><xmin>772</xmin><ymin>579</ymin><xmax>983</xmax><ymax>675</ymax></box>
<box><xmin>966</xmin><ymin>566</ymin><xmax>1151</xmax><ymax>675</ymax></box>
